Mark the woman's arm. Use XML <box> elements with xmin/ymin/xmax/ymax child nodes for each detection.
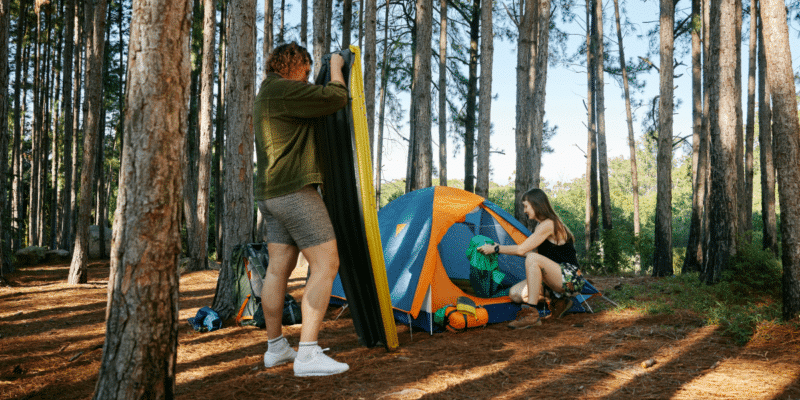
<box><xmin>478</xmin><ymin>219</ymin><xmax>555</xmax><ymax>257</ymax></box>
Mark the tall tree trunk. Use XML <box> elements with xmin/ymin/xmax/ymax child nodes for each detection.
<box><xmin>0</xmin><ymin>0</ymin><xmax>8</xmax><ymax>270</ymax></box>
<box><xmin>743</xmin><ymin>4</ymin><xmax>756</xmax><ymax>234</ymax></box>
<box><xmin>513</xmin><ymin>0</ymin><xmax>535</xmax><ymax>224</ymax></box>
<box><xmin>264</xmin><ymin>0</ymin><xmax>272</xmax><ymax>59</ymax></box>
<box><xmin>705</xmin><ymin>0</ymin><xmax>739</xmax><ymax>284</ymax></box>
<box><xmin>684</xmin><ymin>0</ymin><xmax>704</xmax><ymax>273</ymax></box>
<box><xmin>364</xmin><ymin>0</ymin><xmax>377</xmax><ymax>154</ymax></box>
<box><xmin>11</xmin><ymin>2</ymin><xmax>29</xmax><ymax>252</ymax></box>
<box><xmin>529</xmin><ymin>0</ymin><xmax>549</xmax><ymax>192</ymax></box>
<box><xmin>612</xmin><ymin>0</ymin><xmax>640</xmax><ymax>272</ymax></box>
<box><xmin>30</xmin><ymin>6</ymin><xmax>42</xmax><ymax>247</ymax></box>
<box><xmin>60</xmin><ymin>0</ymin><xmax>75</xmax><ymax>250</ymax></box>
<box><xmin>653</xmin><ymin>0</ymin><xmax>674</xmax><ymax>277</ymax></box>
<box><xmin>192</xmin><ymin>0</ymin><xmax>217</xmax><ymax>272</ymax></box>
<box><xmin>324</xmin><ymin>0</ymin><xmax>331</xmax><ymax>51</ymax></box>
<box><xmin>475</xmin><ymin>0</ymin><xmax>492</xmax><ymax>198</ymax></box>
<box><xmin>405</xmin><ymin>19</ymin><xmax>417</xmax><ymax>193</ymax></box>
<box><xmin>278</xmin><ymin>0</ymin><xmax>285</xmax><ymax>43</ymax></box>
<box><xmin>92</xmin><ymin>1</ymin><xmax>190</xmax><ymax>397</ymax></box>
<box><xmin>70</xmin><ymin>2</ymin><xmax>85</xmax><ymax>247</ymax></box>
<box><xmin>10</xmin><ymin>2</ymin><xmax>29</xmax><ymax>253</ymax></box>
<box><xmin>760</xmin><ymin>0</ymin><xmax>800</xmax><ymax>320</ymax></box>
<box><xmin>735</xmin><ymin>0</ymin><xmax>745</xmax><ymax>235</ymax></box>
<box><xmin>212</xmin><ymin>0</ymin><xmax>256</xmax><ymax>320</ymax></box>
<box><xmin>214</xmin><ymin>0</ymin><xmax>227</xmax><ymax>257</ymax></box>
<box><xmin>183</xmin><ymin>0</ymin><xmax>203</xmax><ymax>271</ymax></box>
<box><xmin>411</xmin><ymin>0</ymin><xmax>433</xmax><ymax>190</ymax></box>
<box><xmin>342</xmin><ymin>0</ymin><xmax>352</xmax><ymax>47</ymax></box>
<box><xmin>585</xmin><ymin>0</ymin><xmax>598</xmax><ymax>254</ymax></box>
<box><xmin>594</xmin><ymin>0</ymin><xmax>611</xmax><ymax>231</ymax></box>
<box><xmin>438</xmin><ymin>0</ymin><xmax>447</xmax><ymax>187</ymax></box>
<box><xmin>463</xmin><ymin>0</ymin><xmax>479</xmax><ymax>193</ymax></box>
<box><xmin>757</xmin><ymin>7</ymin><xmax>777</xmax><ymax>256</ymax></box>
<box><xmin>301</xmin><ymin>0</ymin><xmax>307</xmax><ymax>46</ymax></box>
<box><xmin>50</xmin><ymin>1</ymin><xmax>65</xmax><ymax>250</ymax></box>
<box><xmin>375</xmin><ymin>2</ymin><xmax>391</xmax><ymax>205</ymax></box>
<box><xmin>700</xmin><ymin>0</ymin><xmax>711</xmax><ymax>270</ymax></box>
<box><xmin>68</xmin><ymin>0</ymin><xmax>107</xmax><ymax>285</ymax></box>
<box><xmin>312</xmin><ymin>0</ymin><xmax>325</xmax><ymax>76</ymax></box>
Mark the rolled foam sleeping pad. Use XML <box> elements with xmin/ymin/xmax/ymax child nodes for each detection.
<box><xmin>314</xmin><ymin>46</ymin><xmax>398</xmax><ymax>349</ymax></box>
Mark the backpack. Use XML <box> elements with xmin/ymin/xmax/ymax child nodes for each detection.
<box><xmin>233</xmin><ymin>243</ymin><xmax>302</xmax><ymax>328</ymax></box>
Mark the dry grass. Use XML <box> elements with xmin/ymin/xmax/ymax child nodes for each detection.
<box><xmin>1</xmin><ymin>262</ymin><xmax>799</xmax><ymax>399</ymax></box>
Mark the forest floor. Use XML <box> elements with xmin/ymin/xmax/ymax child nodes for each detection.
<box><xmin>1</xmin><ymin>260</ymin><xmax>800</xmax><ymax>400</ymax></box>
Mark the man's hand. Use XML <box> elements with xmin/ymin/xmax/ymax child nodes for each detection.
<box><xmin>329</xmin><ymin>54</ymin><xmax>345</xmax><ymax>86</ymax></box>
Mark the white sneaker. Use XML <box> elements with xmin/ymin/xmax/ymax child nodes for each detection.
<box><xmin>263</xmin><ymin>345</ymin><xmax>297</xmax><ymax>368</ymax></box>
<box><xmin>293</xmin><ymin>345</ymin><xmax>349</xmax><ymax>377</ymax></box>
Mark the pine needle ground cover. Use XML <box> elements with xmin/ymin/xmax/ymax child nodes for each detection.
<box><xmin>1</xmin><ymin>261</ymin><xmax>799</xmax><ymax>399</ymax></box>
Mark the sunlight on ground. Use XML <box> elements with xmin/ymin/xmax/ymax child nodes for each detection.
<box><xmin>674</xmin><ymin>358</ymin><xmax>800</xmax><ymax>399</ymax></box>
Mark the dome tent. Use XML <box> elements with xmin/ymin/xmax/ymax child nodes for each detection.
<box><xmin>331</xmin><ymin>186</ymin><xmax>534</xmax><ymax>333</ymax></box>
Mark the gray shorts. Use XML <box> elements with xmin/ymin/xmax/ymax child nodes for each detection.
<box><xmin>257</xmin><ymin>185</ymin><xmax>336</xmax><ymax>250</ymax></box>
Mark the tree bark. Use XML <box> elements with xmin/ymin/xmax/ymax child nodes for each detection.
<box><xmin>11</xmin><ymin>2</ymin><xmax>29</xmax><ymax>252</ymax></box>
<box><xmin>612</xmin><ymin>0</ymin><xmax>640</xmax><ymax>272</ymax></box>
<box><xmin>30</xmin><ymin>6</ymin><xmax>42</xmax><ymax>247</ymax></box>
<box><xmin>301</xmin><ymin>0</ymin><xmax>307</xmax><ymax>47</ymax></box>
<box><xmin>594</xmin><ymin>0</ymin><xmax>611</xmax><ymax>232</ymax></box>
<box><xmin>264</xmin><ymin>0</ymin><xmax>272</xmax><ymax>59</ymax></box>
<box><xmin>364</xmin><ymin>0</ymin><xmax>377</xmax><ymax>154</ymax></box>
<box><xmin>463</xmin><ymin>0</ymin><xmax>479</xmax><ymax>193</ymax></box>
<box><xmin>312</xmin><ymin>0</ymin><xmax>325</xmax><ymax>76</ymax></box>
<box><xmin>375</xmin><ymin>1</ymin><xmax>391</xmax><ymax>205</ymax></box>
<box><xmin>760</xmin><ymin>0</ymin><xmax>800</xmax><ymax>320</ymax></box>
<box><xmin>183</xmin><ymin>0</ymin><xmax>203</xmax><ymax>271</ymax></box>
<box><xmin>212</xmin><ymin>0</ymin><xmax>256</xmax><ymax>321</ymax></box>
<box><xmin>514</xmin><ymin>0</ymin><xmax>535</xmax><ymax>224</ymax></box>
<box><xmin>757</xmin><ymin>7</ymin><xmax>777</xmax><ymax>256</ymax></box>
<box><xmin>475</xmin><ymin>0</ymin><xmax>492</xmax><ymax>198</ymax></box>
<box><xmin>60</xmin><ymin>0</ymin><xmax>75</xmax><ymax>250</ymax></box>
<box><xmin>214</xmin><ymin>0</ymin><xmax>227</xmax><ymax>257</ymax></box>
<box><xmin>705</xmin><ymin>0</ymin><xmax>739</xmax><ymax>284</ymax></box>
<box><xmin>653</xmin><ymin>0</ymin><xmax>674</xmax><ymax>277</ymax></box>
<box><xmin>92</xmin><ymin>1</ymin><xmax>190</xmax><ymax>397</ymax></box>
<box><xmin>412</xmin><ymin>0</ymin><xmax>433</xmax><ymax>189</ymax></box>
<box><xmin>684</xmin><ymin>0</ymin><xmax>704</xmax><ymax>273</ymax></box>
<box><xmin>438</xmin><ymin>0</ymin><xmax>447</xmax><ymax>187</ymax></box>
<box><xmin>342</xmin><ymin>0</ymin><xmax>352</xmax><ymax>47</ymax></box>
<box><xmin>69</xmin><ymin>2</ymin><xmax>85</xmax><ymax>248</ymax></box>
<box><xmin>735</xmin><ymin>0</ymin><xmax>745</xmax><ymax>235</ymax></box>
<box><xmin>585</xmin><ymin>0</ymin><xmax>598</xmax><ymax>254</ymax></box>
<box><xmin>0</xmin><ymin>0</ymin><xmax>8</xmax><ymax>270</ymax></box>
<box><xmin>190</xmin><ymin>0</ymin><xmax>216</xmax><ymax>272</ymax></box>
<box><xmin>742</xmin><ymin>3</ymin><xmax>756</xmax><ymax>234</ymax></box>
<box><xmin>529</xmin><ymin>0</ymin><xmax>549</xmax><ymax>192</ymax></box>
<box><xmin>69</xmin><ymin>0</ymin><xmax>108</xmax><ymax>285</ymax></box>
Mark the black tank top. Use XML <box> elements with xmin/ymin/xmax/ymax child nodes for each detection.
<box><xmin>537</xmin><ymin>239</ymin><xmax>579</xmax><ymax>266</ymax></box>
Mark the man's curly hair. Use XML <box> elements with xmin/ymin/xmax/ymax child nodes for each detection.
<box><xmin>266</xmin><ymin>42</ymin><xmax>312</xmax><ymax>79</ymax></box>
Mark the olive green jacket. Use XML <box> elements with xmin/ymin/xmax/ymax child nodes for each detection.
<box><xmin>253</xmin><ymin>73</ymin><xmax>348</xmax><ymax>200</ymax></box>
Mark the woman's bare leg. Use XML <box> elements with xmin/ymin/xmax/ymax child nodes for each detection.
<box><xmin>525</xmin><ymin>253</ymin><xmax>564</xmax><ymax>298</ymax></box>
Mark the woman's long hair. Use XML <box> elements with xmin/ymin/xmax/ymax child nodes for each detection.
<box><xmin>266</xmin><ymin>42</ymin><xmax>312</xmax><ymax>80</ymax></box>
<box><xmin>522</xmin><ymin>188</ymin><xmax>574</xmax><ymax>243</ymax></box>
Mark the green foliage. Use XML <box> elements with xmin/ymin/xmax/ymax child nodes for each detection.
<box><xmin>487</xmin><ymin>185</ymin><xmax>515</xmax><ymax>215</ymax></box>
<box><xmin>611</xmin><ymin>273</ymin><xmax>783</xmax><ymax>345</ymax></box>
<box><xmin>722</xmin><ymin>235</ymin><xmax>783</xmax><ymax>297</ymax></box>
